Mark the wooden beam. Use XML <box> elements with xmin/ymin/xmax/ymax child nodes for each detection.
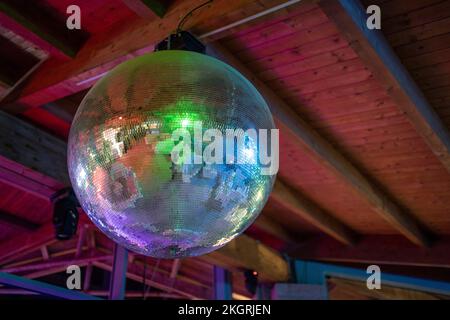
<box><xmin>170</xmin><ymin>259</ymin><xmax>181</xmax><ymax>279</ymax></box>
<box><xmin>40</xmin><ymin>246</ymin><xmax>49</xmax><ymax>261</ymax></box>
<box><xmin>272</xmin><ymin>180</ymin><xmax>357</xmax><ymax>245</ymax></box>
<box><xmin>122</xmin><ymin>0</ymin><xmax>172</xmax><ymax>18</ymax></box>
<box><xmin>0</xmin><ymin>57</ymin><xmax>47</xmax><ymax>115</ymax></box>
<box><xmin>0</xmin><ymin>0</ymin><xmax>88</xmax><ymax>59</ymax></box>
<box><xmin>202</xmin><ymin>234</ymin><xmax>290</xmax><ymax>282</ymax></box>
<box><xmin>0</xmin><ymin>222</ymin><xmax>54</xmax><ymax>266</ymax></box>
<box><xmin>0</xmin><ymin>80</ymin><xmax>8</xmax><ymax>96</ymax></box>
<box><xmin>108</xmin><ymin>245</ymin><xmax>128</xmax><ymax>300</ymax></box>
<box><xmin>213</xmin><ymin>266</ymin><xmax>233</xmax><ymax>300</ymax></box>
<box><xmin>3</xmin><ymin>247</ymin><xmax>89</xmax><ymax>270</ymax></box>
<box><xmin>75</xmin><ymin>225</ymin><xmax>88</xmax><ymax>258</ymax></box>
<box><xmin>250</xmin><ymin>213</ymin><xmax>299</xmax><ymax>246</ymax></box>
<box><xmin>0</xmin><ymin>254</ymin><xmax>111</xmax><ymax>274</ymax></box>
<box><xmin>206</xmin><ymin>43</ymin><xmax>431</xmax><ymax>247</ymax></box>
<box><xmin>0</xmin><ymin>214</ymin><xmax>90</xmax><ymax>266</ymax></box>
<box><xmin>0</xmin><ymin>210</ymin><xmax>39</xmax><ymax>231</ymax></box>
<box><xmin>0</xmin><ymin>35</ymin><xmax>39</xmax><ymax>86</ymax></box>
<box><xmin>0</xmin><ymin>271</ymin><xmax>100</xmax><ymax>300</ymax></box>
<box><xmin>318</xmin><ymin>0</ymin><xmax>450</xmax><ymax>175</ymax></box>
<box><xmin>0</xmin><ymin>25</ymin><xmax>48</xmax><ymax>61</ymax></box>
<box><xmin>0</xmin><ymin>156</ymin><xmax>60</xmax><ymax>201</ymax></box>
<box><xmin>1</xmin><ymin>0</ymin><xmax>253</xmax><ymax>111</ymax></box>
<box><xmin>83</xmin><ymin>264</ymin><xmax>94</xmax><ymax>291</ymax></box>
<box><xmin>293</xmin><ymin>235</ymin><xmax>450</xmax><ymax>268</ymax></box>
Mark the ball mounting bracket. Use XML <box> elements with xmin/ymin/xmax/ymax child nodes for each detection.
<box><xmin>155</xmin><ymin>0</ymin><xmax>212</xmax><ymax>54</ymax></box>
<box><xmin>155</xmin><ymin>31</ymin><xmax>206</xmax><ymax>54</ymax></box>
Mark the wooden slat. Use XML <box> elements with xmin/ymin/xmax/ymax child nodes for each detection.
<box><xmin>206</xmin><ymin>42</ymin><xmax>431</xmax><ymax>247</ymax></box>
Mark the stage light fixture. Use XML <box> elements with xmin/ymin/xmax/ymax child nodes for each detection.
<box><xmin>51</xmin><ymin>188</ymin><xmax>80</xmax><ymax>240</ymax></box>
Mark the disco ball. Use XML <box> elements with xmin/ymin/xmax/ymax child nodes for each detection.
<box><xmin>68</xmin><ymin>50</ymin><xmax>276</xmax><ymax>258</ymax></box>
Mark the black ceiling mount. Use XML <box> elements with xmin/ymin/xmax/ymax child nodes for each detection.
<box><xmin>51</xmin><ymin>188</ymin><xmax>80</xmax><ymax>240</ymax></box>
<box><xmin>155</xmin><ymin>0</ymin><xmax>212</xmax><ymax>54</ymax></box>
<box><xmin>155</xmin><ymin>31</ymin><xmax>206</xmax><ymax>54</ymax></box>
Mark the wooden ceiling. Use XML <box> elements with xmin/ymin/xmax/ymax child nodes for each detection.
<box><xmin>0</xmin><ymin>0</ymin><xmax>450</xmax><ymax>299</ymax></box>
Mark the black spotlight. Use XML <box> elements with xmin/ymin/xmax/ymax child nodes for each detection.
<box><xmin>51</xmin><ymin>188</ymin><xmax>80</xmax><ymax>240</ymax></box>
<box><xmin>244</xmin><ymin>269</ymin><xmax>259</xmax><ymax>296</ymax></box>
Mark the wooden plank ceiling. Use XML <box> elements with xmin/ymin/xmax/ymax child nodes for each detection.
<box><xmin>0</xmin><ymin>0</ymin><xmax>450</xmax><ymax>298</ymax></box>
<box><xmin>218</xmin><ymin>1</ymin><xmax>449</xmax><ymax>238</ymax></box>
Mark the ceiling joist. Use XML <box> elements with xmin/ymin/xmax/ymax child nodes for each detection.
<box><xmin>294</xmin><ymin>235</ymin><xmax>450</xmax><ymax>269</ymax></box>
<box><xmin>272</xmin><ymin>180</ymin><xmax>358</xmax><ymax>246</ymax></box>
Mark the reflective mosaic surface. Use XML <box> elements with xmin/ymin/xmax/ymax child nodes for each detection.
<box><xmin>68</xmin><ymin>50</ymin><xmax>276</xmax><ymax>258</ymax></box>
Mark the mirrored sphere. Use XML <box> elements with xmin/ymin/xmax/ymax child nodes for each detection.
<box><xmin>68</xmin><ymin>50</ymin><xmax>276</xmax><ymax>258</ymax></box>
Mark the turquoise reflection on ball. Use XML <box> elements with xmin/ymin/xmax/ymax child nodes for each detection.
<box><xmin>67</xmin><ymin>50</ymin><xmax>276</xmax><ymax>258</ymax></box>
